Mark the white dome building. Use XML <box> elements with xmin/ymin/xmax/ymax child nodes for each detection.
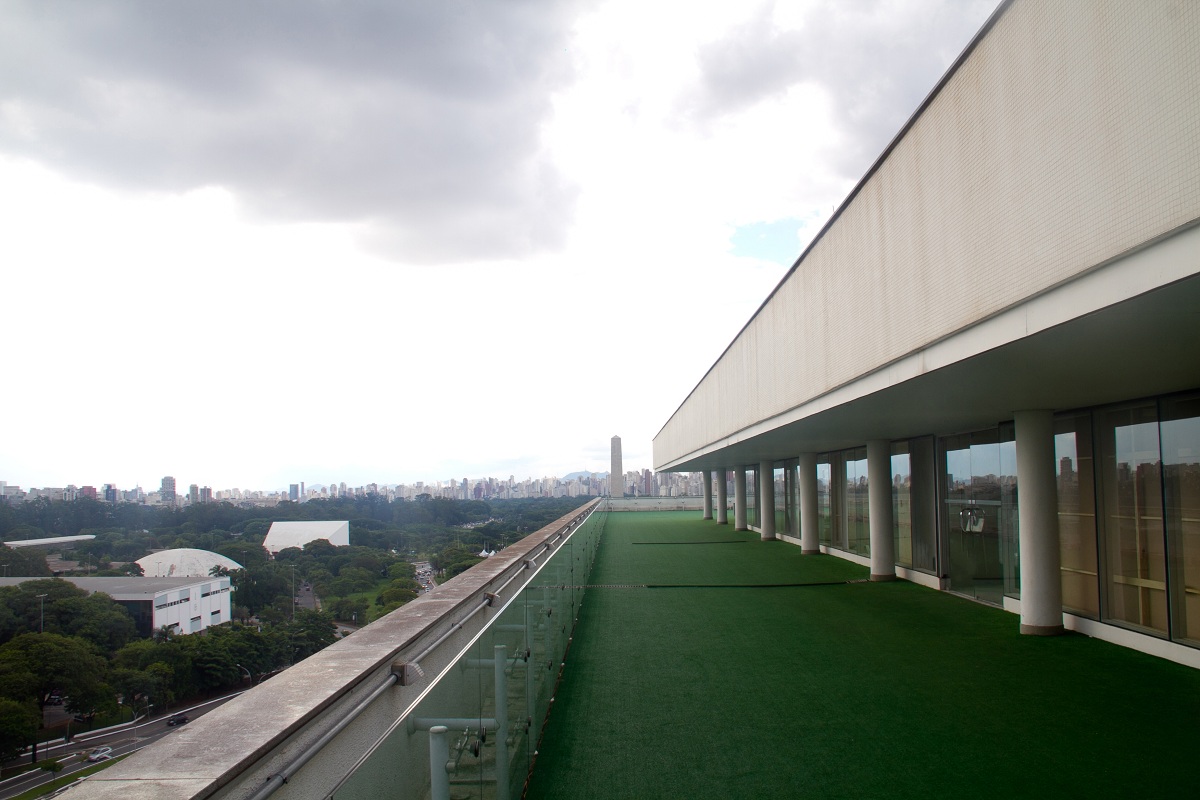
<box><xmin>135</xmin><ymin>548</ymin><xmax>244</xmax><ymax>578</ymax></box>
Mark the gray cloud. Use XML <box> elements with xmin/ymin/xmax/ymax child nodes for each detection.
<box><xmin>0</xmin><ymin>1</ymin><xmax>586</xmax><ymax>263</ymax></box>
<box><xmin>686</xmin><ymin>0</ymin><xmax>998</xmax><ymax>180</ymax></box>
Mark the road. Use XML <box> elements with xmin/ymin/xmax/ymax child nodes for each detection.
<box><xmin>0</xmin><ymin>692</ymin><xmax>244</xmax><ymax>800</ymax></box>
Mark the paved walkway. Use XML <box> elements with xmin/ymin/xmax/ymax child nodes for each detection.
<box><xmin>526</xmin><ymin>511</ymin><xmax>1200</xmax><ymax>798</ymax></box>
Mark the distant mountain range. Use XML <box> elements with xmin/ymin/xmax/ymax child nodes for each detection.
<box><xmin>562</xmin><ymin>471</ymin><xmax>608</xmax><ymax>481</ymax></box>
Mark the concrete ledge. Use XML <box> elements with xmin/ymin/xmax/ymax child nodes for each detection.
<box><xmin>893</xmin><ymin>566</ymin><xmax>941</xmax><ymax>589</ymax></box>
<box><xmin>1065</xmin><ymin>614</ymin><xmax>1200</xmax><ymax>669</ymax></box>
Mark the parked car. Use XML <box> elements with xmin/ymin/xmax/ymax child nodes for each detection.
<box><xmin>167</xmin><ymin>714</ymin><xmax>189</xmax><ymax>726</ymax></box>
<box><xmin>86</xmin><ymin>746</ymin><xmax>113</xmax><ymax>762</ymax></box>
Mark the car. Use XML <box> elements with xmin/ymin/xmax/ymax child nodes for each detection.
<box><xmin>166</xmin><ymin>714</ymin><xmax>189</xmax><ymax>726</ymax></box>
<box><xmin>86</xmin><ymin>746</ymin><xmax>113</xmax><ymax>762</ymax></box>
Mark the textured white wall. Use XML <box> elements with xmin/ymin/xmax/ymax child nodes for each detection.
<box><xmin>656</xmin><ymin>0</ymin><xmax>1200</xmax><ymax>467</ymax></box>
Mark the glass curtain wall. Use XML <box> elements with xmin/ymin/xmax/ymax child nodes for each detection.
<box><xmin>784</xmin><ymin>461</ymin><xmax>799</xmax><ymax>539</ymax></box>
<box><xmin>893</xmin><ymin>445</ymin><xmax>913</xmax><ymax>567</ymax></box>
<box><xmin>1163</xmin><ymin>393</ymin><xmax>1200</xmax><ymax>645</ymax></box>
<box><xmin>817</xmin><ymin>459</ymin><xmax>835</xmax><ymax>545</ymax></box>
<box><xmin>814</xmin><ymin>448</ymin><xmax>874</xmax><ymax>557</ymax></box>
<box><xmin>745</xmin><ymin>467</ymin><xmax>757</xmax><ymax>529</ymax></box>
<box><xmin>774</xmin><ymin>467</ymin><xmax>787</xmax><ymax>536</ymax></box>
<box><xmin>940</xmin><ymin>426</ymin><xmax>1018</xmax><ymax>606</ymax></box>
<box><xmin>1098</xmin><ymin>403</ymin><xmax>1168</xmax><ymax>634</ymax></box>
<box><xmin>1054</xmin><ymin>413</ymin><xmax>1100</xmax><ymax>617</ymax></box>
<box><xmin>910</xmin><ymin>437</ymin><xmax>938</xmax><ymax>572</ymax></box>
<box><xmin>843</xmin><ymin>448</ymin><xmax>870</xmax><ymax>556</ymax></box>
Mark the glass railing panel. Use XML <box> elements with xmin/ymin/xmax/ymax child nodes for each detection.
<box><xmin>332</xmin><ymin>507</ymin><xmax>603</xmax><ymax>800</ymax></box>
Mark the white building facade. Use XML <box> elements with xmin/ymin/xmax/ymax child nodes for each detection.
<box><xmin>656</xmin><ymin>0</ymin><xmax>1200</xmax><ymax>665</ymax></box>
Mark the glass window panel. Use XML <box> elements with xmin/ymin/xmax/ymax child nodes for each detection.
<box><xmin>910</xmin><ymin>436</ymin><xmax>938</xmax><ymax>573</ymax></box>
<box><xmin>817</xmin><ymin>459</ymin><xmax>834</xmax><ymax>545</ymax></box>
<box><xmin>784</xmin><ymin>462</ymin><xmax>799</xmax><ymax>538</ymax></box>
<box><xmin>843</xmin><ymin>448</ymin><xmax>870</xmax><ymax>557</ymax></box>
<box><xmin>892</xmin><ymin>444</ymin><xmax>913</xmax><ymax>569</ymax></box>
<box><xmin>774</xmin><ymin>467</ymin><xmax>787</xmax><ymax>537</ymax></box>
<box><xmin>1055</xmin><ymin>412</ymin><xmax>1100</xmax><ymax>618</ymax></box>
<box><xmin>745</xmin><ymin>468</ymin><xmax>757</xmax><ymax>529</ymax></box>
<box><xmin>1162</xmin><ymin>393</ymin><xmax>1200</xmax><ymax>646</ymax></box>
<box><xmin>1098</xmin><ymin>403</ymin><xmax>1168</xmax><ymax>635</ymax></box>
<box><xmin>999</xmin><ymin>424</ymin><xmax>1020</xmax><ymax>599</ymax></box>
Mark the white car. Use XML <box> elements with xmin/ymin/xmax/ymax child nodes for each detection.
<box><xmin>86</xmin><ymin>746</ymin><xmax>113</xmax><ymax>762</ymax></box>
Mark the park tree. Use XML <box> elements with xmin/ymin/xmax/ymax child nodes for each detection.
<box><xmin>0</xmin><ymin>633</ymin><xmax>109</xmax><ymax>710</ymax></box>
<box><xmin>0</xmin><ymin>633</ymin><xmax>109</xmax><ymax>761</ymax></box>
<box><xmin>0</xmin><ymin>544</ymin><xmax>52</xmax><ymax>578</ymax></box>
<box><xmin>282</xmin><ymin>609</ymin><xmax>338</xmax><ymax>661</ymax></box>
<box><xmin>57</xmin><ymin>593</ymin><xmax>137</xmax><ymax>653</ymax></box>
<box><xmin>0</xmin><ymin>698</ymin><xmax>38</xmax><ymax>761</ymax></box>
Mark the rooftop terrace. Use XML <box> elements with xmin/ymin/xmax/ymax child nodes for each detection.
<box><xmin>526</xmin><ymin>511</ymin><xmax>1200</xmax><ymax>798</ymax></box>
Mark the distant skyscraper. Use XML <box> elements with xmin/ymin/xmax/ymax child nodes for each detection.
<box><xmin>611</xmin><ymin>435</ymin><xmax>623</xmax><ymax>497</ymax></box>
<box><xmin>160</xmin><ymin>476</ymin><xmax>176</xmax><ymax>506</ymax></box>
<box><xmin>289</xmin><ymin>484</ymin><xmax>300</xmax><ymax>501</ymax></box>
<box><xmin>103</xmin><ymin>483</ymin><xmax>118</xmax><ymax>504</ymax></box>
<box><xmin>189</xmin><ymin>484</ymin><xmax>200</xmax><ymax>504</ymax></box>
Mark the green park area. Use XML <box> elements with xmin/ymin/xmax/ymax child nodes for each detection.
<box><xmin>526</xmin><ymin>511</ymin><xmax>1200</xmax><ymax>798</ymax></box>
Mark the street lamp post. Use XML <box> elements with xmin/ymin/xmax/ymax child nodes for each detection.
<box><xmin>36</xmin><ymin>594</ymin><xmax>47</xmax><ymax>633</ymax></box>
<box><xmin>290</xmin><ymin>565</ymin><xmax>296</xmax><ymax>622</ymax></box>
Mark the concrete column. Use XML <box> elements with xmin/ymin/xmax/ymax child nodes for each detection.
<box><xmin>867</xmin><ymin>440</ymin><xmax>896</xmax><ymax>581</ymax></box>
<box><xmin>733</xmin><ymin>468</ymin><xmax>748</xmax><ymax>531</ymax></box>
<box><xmin>758</xmin><ymin>461</ymin><xmax>776</xmax><ymax>540</ymax></box>
<box><xmin>1014</xmin><ymin>410</ymin><xmax>1065</xmax><ymax>635</ymax></box>
<box><xmin>702</xmin><ymin>470</ymin><xmax>713</xmax><ymax>520</ymax></box>
<box><xmin>798</xmin><ymin>453</ymin><xmax>819</xmax><ymax>554</ymax></box>
<box><xmin>716</xmin><ymin>471</ymin><xmax>729</xmax><ymax>524</ymax></box>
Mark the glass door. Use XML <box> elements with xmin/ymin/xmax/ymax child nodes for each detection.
<box><xmin>941</xmin><ymin>428</ymin><xmax>1018</xmax><ymax>606</ymax></box>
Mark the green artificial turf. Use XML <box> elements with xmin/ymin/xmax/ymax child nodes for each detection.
<box><xmin>525</xmin><ymin>512</ymin><xmax>1200</xmax><ymax>799</ymax></box>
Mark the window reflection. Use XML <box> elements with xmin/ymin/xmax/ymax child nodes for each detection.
<box><xmin>1162</xmin><ymin>394</ymin><xmax>1200</xmax><ymax>645</ymax></box>
<box><xmin>1098</xmin><ymin>404</ymin><xmax>1167</xmax><ymax>635</ymax></box>
<box><xmin>1054</xmin><ymin>413</ymin><xmax>1099</xmax><ymax>617</ymax></box>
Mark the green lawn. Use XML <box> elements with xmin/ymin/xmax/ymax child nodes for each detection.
<box><xmin>526</xmin><ymin>512</ymin><xmax>1200</xmax><ymax>798</ymax></box>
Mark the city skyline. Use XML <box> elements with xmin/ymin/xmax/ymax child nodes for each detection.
<box><xmin>1</xmin><ymin>464</ymin><xmax>699</xmax><ymax>507</ymax></box>
<box><xmin>0</xmin><ymin>1</ymin><xmax>998</xmax><ymax>492</ymax></box>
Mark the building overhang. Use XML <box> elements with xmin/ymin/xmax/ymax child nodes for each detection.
<box><xmin>656</xmin><ymin>223</ymin><xmax>1200</xmax><ymax>471</ymax></box>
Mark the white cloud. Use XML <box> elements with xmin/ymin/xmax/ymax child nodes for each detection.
<box><xmin>0</xmin><ymin>0</ymin><xmax>999</xmax><ymax>491</ymax></box>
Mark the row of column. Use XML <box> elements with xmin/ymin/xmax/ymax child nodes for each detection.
<box><xmin>700</xmin><ymin>450</ymin><xmax>895</xmax><ymax>582</ymax></box>
<box><xmin>697</xmin><ymin>411</ymin><xmax>1063</xmax><ymax>635</ymax></box>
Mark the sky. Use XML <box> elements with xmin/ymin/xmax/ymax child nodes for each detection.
<box><xmin>0</xmin><ymin>0</ymin><xmax>998</xmax><ymax>492</ymax></box>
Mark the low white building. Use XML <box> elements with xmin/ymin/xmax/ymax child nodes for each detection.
<box><xmin>0</xmin><ymin>576</ymin><xmax>233</xmax><ymax>637</ymax></box>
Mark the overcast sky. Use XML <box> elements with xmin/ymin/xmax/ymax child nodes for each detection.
<box><xmin>0</xmin><ymin>0</ymin><xmax>997</xmax><ymax>493</ymax></box>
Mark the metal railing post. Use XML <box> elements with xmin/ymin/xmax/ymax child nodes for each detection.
<box><xmin>494</xmin><ymin>644</ymin><xmax>509</xmax><ymax>800</ymax></box>
<box><xmin>429</xmin><ymin>726</ymin><xmax>450</xmax><ymax>800</ymax></box>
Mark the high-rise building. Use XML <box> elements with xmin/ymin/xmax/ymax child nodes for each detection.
<box><xmin>103</xmin><ymin>483</ymin><xmax>118</xmax><ymax>504</ymax></box>
<box><xmin>189</xmin><ymin>484</ymin><xmax>200</xmax><ymax>504</ymax></box>
<box><xmin>610</xmin><ymin>435</ymin><xmax>623</xmax><ymax>497</ymax></box>
<box><xmin>160</xmin><ymin>476</ymin><xmax>176</xmax><ymax>506</ymax></box>
<box><xmin>289</xmin><ymin>484</ymin><xmax>300</xmax><ymax>502</ymax></box>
